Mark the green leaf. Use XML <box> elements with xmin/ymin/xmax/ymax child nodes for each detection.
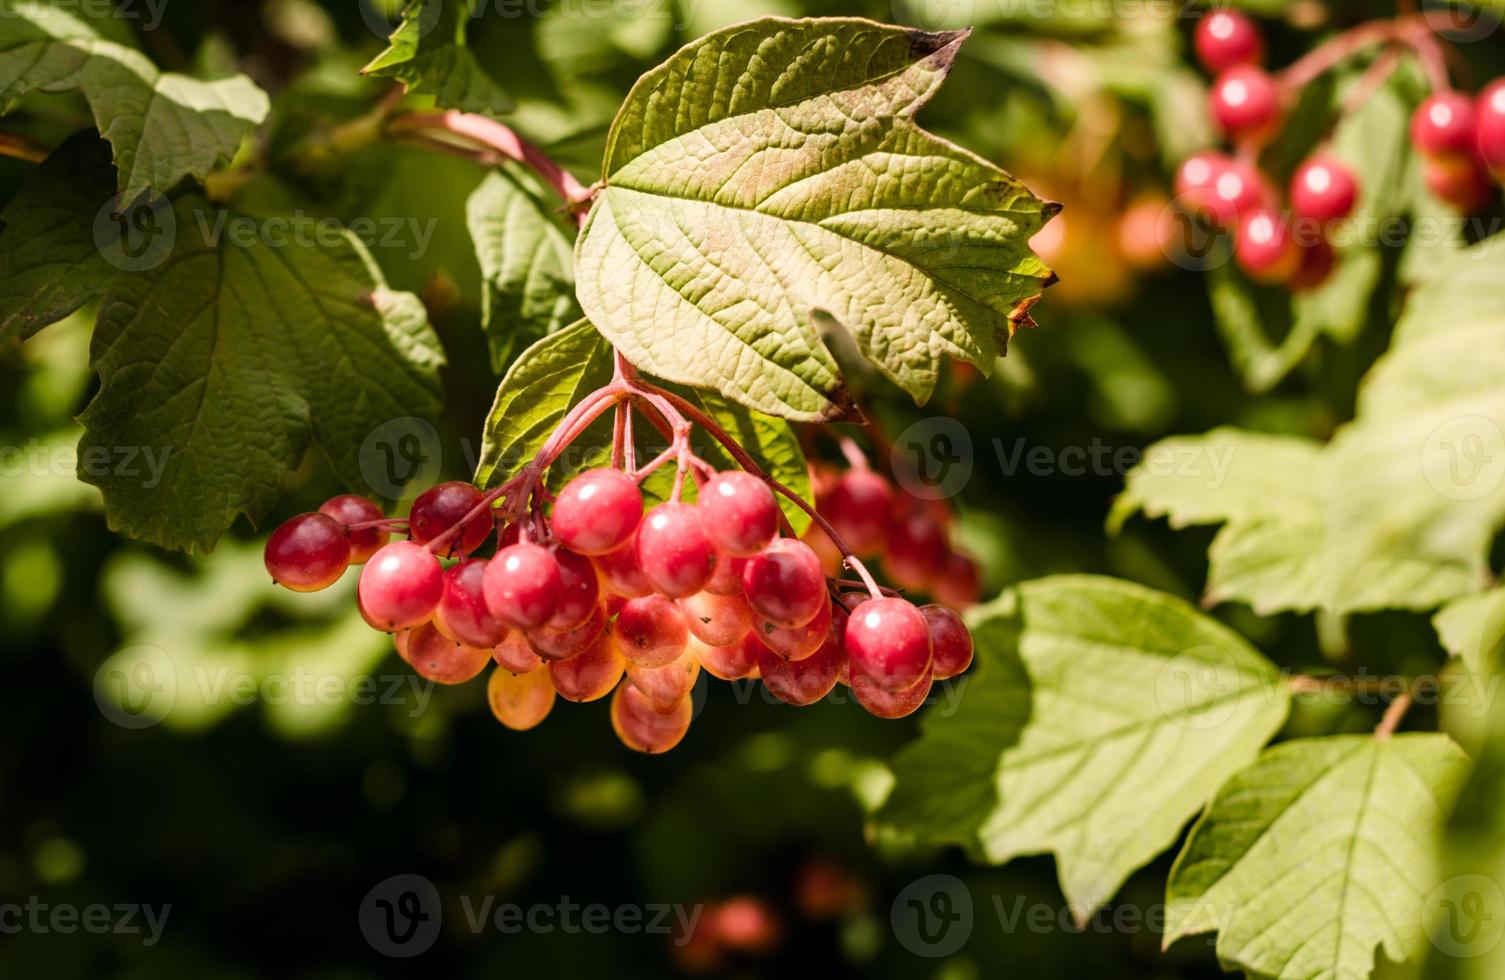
<box><xmin>575</xmin><ymin>16</ymin><xmax>1056</xmax><ymax>422</ymax></box>
<box><xmin>1167</xmin><ymin>734</ymin><xmax>1471</xmax><ymax>980</ymax></box>
<box><xmin>0</xmin><ymin>0</ymin><xmax>269</xmax><ymax>201</ymax></box>
<box><xmin>1118</xmin><ymin>235</ymin><xmax>1505</xmax><ymax>615</ymax></box>
<box><xmin>880</xmin><ymin>575</ymin><xmax>1290</xmax><ymax>915</ymax></box>
<box><xmin>1435</xmin><ymin>590</ymin><xmax>1505</xmax><ymax>675</ymax></box>
<box><xmin>474</xmin><ymin>319</ymin><xmax>614</xmax><ymax>489</ymax></box>
<box><xmin>466</xmin><ymin>164</ymin><xmax>579</xmax><ymax>372</ymax></box>
<box><xmin>363</xmin><ymin>0</ymin><xmax>511</xmax><ymax>116</ymax></box>
<box><xmin>0</xmin><ymin>132</ymin><xmax>118</xmax><ymax>343</ymax></box>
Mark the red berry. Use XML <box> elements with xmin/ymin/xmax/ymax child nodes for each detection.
<box><xmin>547</xmin><ymin>632</ymin><xmax>624</xmax><ymax>702</ymax></box>
<box><xmin>408</xmin><ymin>481</ymin><xmax>494</xmax><ymax>557</ymax></box>
<box><xmin>1209</xmin><ymin>161</ymin><xmax>1271</xmax><ymax>226</ymax></box>
<box><xmin>358</xmin><ymin>540</ymin><xmax>443</xmax><ymax>630</ymax></box>
<box><xmin>593</xmin><ymin>531</ymin><xmax>654</xmax><ymax>599</ymax></box>
<box><xmin>690</xmin><ymin>635</ymin><xmax>758</xmax><ymax>681</ymax></box>
<box><xmin>933</xmin><ymin>552</ymin><xmax>981</xmax><ymax>608</ymax></box>
<box><xmin>613</xmin><ymin>594</ymin><xmax>690</xmax><ymax>668</ymax></box>
<box><xmin>680</xmin><ymin>590</ymin><xmax>755</xmax><ymax>647</ymax></box>
<box><xmin>1174</xmin><ymin>151</ymin><xmax>1232</xmax><ymax>202</ymax></box>
<box><xmin>526</xmin><ymin>602</ymin><xmax>606</xmax><ymax>662</ymax></box>
<box><xmin>1478</xmin><ymin>79</ymin><xmax>1505</xmax><ymax>175</ymax></box>
<box><xmin>757</xmin><ymin>619</ymin><xmax>844</xmax><ymax>706</ymax></box>
<box><xmin>823</xmin><ymin>470</ymin><xmax>893</xmax><ymax>556</ymax></box>
<box><xmin>493</xmin><ymin>630</ymin><xmax>544</xmax><ymax>674</ymax></box>
<box><xmin>552</xmin><ymin>468</ymin><xmax>642</xmax><ymax>555</ymax></box>
<box><xmin>636</xmin><ymin>503</ymin><xmax>716</xmax><ymax>598</ymax></box>
<box><xmin>921</xmin><ymin>605</ymin><xmax>973</xmax><ymax>680</ymax></box>
<box><xmin>398</xmin><ymin>621</ymin><xmax>491</xmax><ymax>685</ymax></box>
<box><xmin>1290</xmin><ymin>155</ymin><xmax>1357</xmax><ymax>223</ymax></box>
<box><xmin>435</xmin><ymin>558</ymin><xmax>508</xmax><ymax>648</ymax></box>
<box><xmin>1210</xmin><ymin>66</ymin><xmax>1279</xmax><ymax>140</ymax></box>
<box><xmin>845</xmin><ymin>598</ymin><xmax>932</xmax><ymax>692</ymax></box>
<box><xmin>851</xmin><ymin>670</ymin><xmax>932</xmax><ymax>719</ymax></box>
<box><xmin>265</xmin><ymin>512</ymin><xmax>349</xmax><ymax>592</ymax></box>
<box><xmin>627</xmin><ymin>653</ymin><xmax>700</xmax><ymax>713</ymax></box>
<box><xmin>483</xmin><ymin>542</ymin><xmax>562</xmax><ymax>629</ymax></box>
<box><xmin>742</xmin><ymin>538</ymin><xmax>827</xmax><ymax>629</ymax></box>
<box><xmin>697</xmin><ymin>471</ymin><xmax>779</xmax><ymax>557</ymax></box>
<box><xmin>318</xmin><ymin>495</ymin><xmax>388</xmax><ymax>564</ymax></box>
<box><xmin>1290</xmin><ymin>239</ymin><xmax>1336</xmax><ymax>293</ymax></box>
<box><xmin>1423</xmin><ymin>155</ymin><xmax>1494</xmax><ymax>213</ymax></box>
<box><xmin>1412</xmin><ymin>91</ymin><xmax>1478</xmax><ymax>159</ymax></box>
<box><xmin>546</xmin><ymin>546</ymin><xmax>600</xmax><ymax>631</ymax></box>
<box><xmin>703</xmin><ymin>553</ymin><xmax>746</xmax><ymax>596</ymax></box>
<box><xmin>1194</xmin><ymin>10</ymin><xmax>1263</xmax><ymax>73</ymax></box>
<box><xmin>1235</xmin><ymin>209</ymin><xmax>1299</xmax><ymax>283</ymax></box>
<box><xmin>487</xmin><ymin>664</ymin><xmax>555</xmax><ymax>731</ymax></box>
<box><xmin>611</xmin><ymin>682</ymin><xmax>692</xmax><ymax>753</ymax></box>
<box><xmin>885</xmin><ymin>509</ymin><xmax>946</xmax><ymax>592</ymax></box>
<box><xmin>757</xmin><ymin>593</ymin><xmax>833</xmax><ymax>662</ymax></box>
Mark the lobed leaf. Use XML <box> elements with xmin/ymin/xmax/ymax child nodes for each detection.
<box><xmin>0</xmin><ymin>0</ymin><xmax>269</xmax><ymax>202</ymax></box>
<box><xmin>880</xmin><ymin>575</ymin><xmax>1289</xmax><ymax>916</ymax></box>
<box><xmin>363</xmin><ymin>0</ymin><xmax>511</xmax><ymax>115</ymax></box>
<box><xmin>1167</xmin><ymin>734</ymin><xmax>1471</xmax><ymax>980</ymax></box>
<box><xmin>575</xmin><ymin>16</ymin><xmax>1056</xmax><ymax>421</ymax></box>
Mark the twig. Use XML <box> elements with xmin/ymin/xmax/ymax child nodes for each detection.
<box><xmin>1374</xmin><ymin>690</ymin><xmax>1415</xmax><ymax>739</ymax></box>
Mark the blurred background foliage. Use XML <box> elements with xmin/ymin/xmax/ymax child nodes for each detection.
<box><xmin>2</xmin><ymin>0</ymin><xmax>1503</xmax><ymax>976</ymax></box>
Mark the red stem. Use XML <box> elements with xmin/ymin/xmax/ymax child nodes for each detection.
<box><xmin>388</xmin><ymin>111</ymin><xmax>591</xmax><ymax>210</ymax></box>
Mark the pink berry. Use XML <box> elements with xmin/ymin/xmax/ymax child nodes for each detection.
<box><xmin>408</xmin><ymin>481</ymin><xmax>494</xmax><ymax>557</ymax></box>
<box><xmin>1424</xmin><ymin>155</ymin><xmax>1494</xmax><ymax>213</ymax></box>
<box><xmin>493</xmin><ymin>630</ymin><xmax>544</xmax><ymax>674</ymax></box>
<box><xmin>1235</xmin><ymin>209</ymin><xmax>1299</xmax><ymax>283</ymax></box>
<box><xmin>546</xmin><ymin>545</ymin><xmax>600</xmax><ymax>631</ymax></box>
<box><xmin>845</xmin><ymin>598</ymin><xmax>932</xmax><ymax>692</ymax></box>
<box><xmin>1209</xmin><ymin>66</ymin><xmax>1279</xmax><ymax>140</ymax></box>
<box><xmin>822</xmin><ymin>469</ymin><xmax>893</xmax><ymax>556</ymax></box>
<box><xmin>611</xmin><ymin>682</ymin><xmax>692</xmax><ymax>753</ymax></box>
<box><xmin>1290</xmin><ymin>155</ymin><xmax>1357</xmax><ymax>223</ymax></box>
<box><xmin>1174</xmin><ymin>151</ymin><xmax>1232</xmax><ymax>202</ymax></box>
<box><xmin>742</xmin><ymin>538</ymin><xmax>827</xmax><ymax>629</ymax></box>
<box><xmin>487</xmin><ymin>664</ymin><xmax>555</xmax><ymax>731</ymax></box>
<box><xmin>691</xmin><ymin>635</ymin><xmax>759</xmax><ymax>681</ymax></box>
<box><xmin>435</xmin><ymin>558</ymin><xmax>508</xmax><ymax>648</ymax></box>
<box><xmin>757</xmin><ymin>594</ymin><xmax>833</xmax><ymax>662</ymax></box>
<box><xmin>1412</xmin><ymin>91</ymin><xmax>1478</xmax><ymax>159</ymax></box>
<box><xmin>636</xmin><ymin>503</ymin><xmax>716</xmax><ymax>598</ymax></box>
<box><xmin>697</xmin><ymin>471</ymin><xmax>779</xmax><ymax>557</ymax></box>
<box><xmin>318</xmin><ymin>495</ymin><xmax>388</xmax><ymax>564</ymax></box>
<box><xmin>627</xmin><ymin>653</ymin><xmax>700</xmax><ymax>713</ymax></box>
<box><xmin>885</xmin><ymin>509</ymin><xmax>946</xmax><ymax>592</ymax></box>
<box><xmin>358</xmin><ymin>540</ymin><xmax>443</xmax><ymax>631</ymax></box>
<box><xmin>593</xmin><ymin>531</ymin><xmax>654</xmax><ymax>599</ymax></box>
<box><xmin>921</xmin><ymin>605</ymin><xmax>974</xmax><ymax>680</ymax></box>
<box><xmin>851</xmin><ymin>670</ymin><xmax>932</xmax><ymax>719</ymax></box>
<box><xmin>552</xmin><ymin>468</ymin><xmax>643</xmax><ymax>555</ymax></box>
<box><xmin>265</xmin><ymin>512</ymin><xmax>349</xmax><ymax>592</ymax></box>
<box><xmin>703</xmin><ymin>553</ymin><xmax>746</xmax><ymax>596</ymax></box>
<box><xmin>613</xmin><ymin>594</ymin><xmax>691</xmax><ymax>668</ymax></box>
<box><xmin>933</xmin><ymin>552</ymin><xmax>981</xmax><ymax>609</ymax></box>
<box><xmin>680</xmin><ymin>590</ymin><xmax>755</xmax><ymax>647</ymax></box>
<box><xmin>1195</xmin><ymin>10</ymin><xmax>1263</xmax><ymax>73</ymax></box>
<box><xmin>483</xmin><ymin>542</ymin><xmax>562</xmax><ymax>629</ymax></box>
<box><xmin>757</xmin><ymin>626</ymin><xmax>843</xmax><ymax>707</ymax></box>
<box><xmin>1290</xmin><ymin>239</ymin><xmax>1336</xmax><ymax>293</ymax></box>
<box><xmin>1478</xmin><ymin>79</ymin><xmax>1505</xmax><ymax>175</ymax></box>
<box><xmin>547</xmin><ymin>633</ymin><xmax>624</xmax><ymax>702</ymax></box>
<box><xmin>526</xmin><ymin>602</ymin><xmax>606</xmax><ymax>662</ymax></box>
<box><xmin>399</xmin><ymin>621</ymin><xmax>491</xmax><ymax>685</ymax></box>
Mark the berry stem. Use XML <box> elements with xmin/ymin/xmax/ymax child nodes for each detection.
<box><xmin>1341</xmin><ymin>45</ymin><xmax>1405</xmax><ymax>115</ymax></box>
<box><xmin>1275</xmin><ymin>19</ymin><xmax>1403</xmax><ymax>93</ymax></box>
<box><xmin>1374</xmin><ymin>689</ymin><xmax>1416</xmax><ymax>739</ymax></box>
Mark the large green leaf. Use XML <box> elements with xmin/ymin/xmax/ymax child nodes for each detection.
<box><xmin>0</xmin><ymin>136</ymin><xmax>445</xmax><ymax>552</ymax></box>
<box><xmin>466</xmin><ymin>164</ymin><xmax>579</xmax><ymax>372</ymax></box>
<box><xmin>0</xmin><ymin>0</ymin><xmax>269</xmax><ymax>201</ymax></box>
<box><xmin>1167</xmin><ymin>734</ymin><xmax>1471</xmax><ymax>980</ymax></box>
<box><xmin>1117</xmin><ymin>236</ymin><xmax>1505</xmax><ymax>615</ymax></box>
<box><xmin>1436</xmin><ymin>589</ymin><xmax>1505</xmax><ymax>675</ymax></box>
<box><xmin>363</xmin><ymin>0</ymin><xmax>510</xmax><ymax>115</ymax></box>
<box><xmin>880</xmin><ymin>576</ymin><xmax>1289</xmax><ymax>915</ymax></box>
<box><xmin>574</xmin><ymin>16</ymin><xmax>1056</xmax><ymax>422</ymax></box>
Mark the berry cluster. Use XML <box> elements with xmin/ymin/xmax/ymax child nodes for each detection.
<box><xmin>263</xmin><ymin>368</ymin><xmax>973</xmax><ymax>753</ymax></box>
<box><xmin>804</xmin><ymin>461</ymin><xmax>980</xmax><ymax>610</ymax></box>
<box><xmin>1411</xmin><ymin>82</ymin><xmax>1505</xmax><ymax>212</ymax></box>
<box><xmin>1179</xmin><ymin>10</ymin><xmax>1356</xmax><ymax>289</ymax></box>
